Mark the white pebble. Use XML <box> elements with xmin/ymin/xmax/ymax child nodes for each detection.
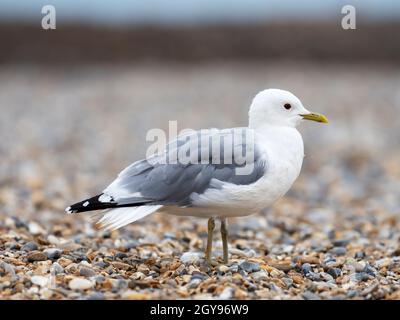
<box><xmin>180</xmin><ymin>252</ymin><xmax>203</xmax><ymax>264</ymax></box>
<box><xmin>68</xmin><ymin>278</ymin><xmax>94</xmax><ymax>290</ymax></box>
<box><xmin>31</xmin><ymin>275</ymin><xmax>49</xmax><ymax>287</ymax></box>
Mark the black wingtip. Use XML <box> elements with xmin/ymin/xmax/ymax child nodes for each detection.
<box><xmin>66</xmin><ymin>194</ymin><xmax>117</xmax><ymax>214</ymax></box>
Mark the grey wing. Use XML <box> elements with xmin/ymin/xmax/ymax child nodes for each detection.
<box><xmin>103</xmin><ymin>128</ymin><xmax>267</xmax><ymax>206</ymax></box>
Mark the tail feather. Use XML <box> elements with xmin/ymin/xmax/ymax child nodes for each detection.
<box><xmin>65</xmin><ymin>193</ymin><xmax>150</xmax><ymax>214</ymax></box>
<box><xmin>97</xmin><ymin>205</ymin><xmax>162</xmax><ymax>230</ymax></box>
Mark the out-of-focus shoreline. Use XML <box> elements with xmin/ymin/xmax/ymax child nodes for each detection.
<box><xmin>1</xmin><ymin>22</ymin><xmax>400</xmax><ymax>65</ymax></box>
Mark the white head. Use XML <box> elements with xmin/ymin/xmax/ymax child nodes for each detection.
<box><xmin>248</xmin><ymin>89</ymin><xmax>328</xmax><ymax>129</ymax></box>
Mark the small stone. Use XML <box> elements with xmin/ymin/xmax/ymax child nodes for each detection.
<box><xmin>27</xmin><ymin>251</ymin><xmax>47</xmax><ymax>262</ymax></box>
<box><xmin>47</xmin><ymin>235</ymin><xmax>60</xmax><ymax>245</ymax></box>
<box><xmin>31</xmin><ymin>275</ymin><xmax>48</xmax><ymax>287</ymax></box>
<box><xmin>355</xmin><ymin>251</ymin><xmax>365</xmax><ymax>259</ymax></box>
<box><xmin>327</xmin><ymin>268</ymin><xmax>342</xmax><ymax>279</ymax></box>
<box><xmin>302</xmin><ymin>291</ymin><xmax>320</xmax><ymax>300</ymax></box>
<box><xmin>307</xmin><ymin>271</ymin><xmax>321</xmax><ymax>281</ymax></box>
<box><xmin>375</xmin><ymin>258</ymin><xmax>391</xmax><ymax>269</ymax></box>
<box><xmin>180</xmin><ymin>252</ymin><xmax>203</xmax><ymax>264</ymax></box>
<box><xmin>219</xmin><ymin>287</ymin><xmax>234</xmax><ymax>299</ymax></box>
<box><xmin>270</xmin><ymin>261</ymin><xmax>294</xmax><ymax>272</ymax></box>
<box><xmin>350</xmin><ymin>272</ymin><xmax>370</xmax><ymax>282</ymax></box>
<box><xmin>21</xmin><ymin>241</ymin><xmax>38</xmax><ymax>252</ymax></box>
<box><xmin>68</xmin><ymin>278</ymin><xmax>94</xmax><ymax>290</ymax></box>
<box><xmin>347</xmin><ymin>290</ymin><xmax>358</xmax><ymax>298</ymax></box>
<box><xmin>124</xmin><ymin>240</ymin><xmax>139</xmax><ymax>250</ymax></box>
<box><xmin>44</xmin><ymin>248</ymin><xmax>62</xmax><ymax>260</ymax></box>
<box><xmin>301</xmin><ymin>263</ymin><xmax>312</xmax><ymax>274</ymax></box>
<box><xmin>239</xmin><ymin>261</ymin><xmax>261</xmax><ymax>273</ymax></box>
<box><xmin>114</xmin><ymin>252</ymin><xmax>128</xmax><ymax>259</ymax></box>
<box><xmin>80</xmin><ymin>267</ymin><xmax>97</xmax><ymax>277</ymax></box>
<box><xmin>320</xmin><ymin>272</ymin><xmax>334</xmax><ymax>282</ymax></box>
<box><xmin>229</xmin><ymin>264</ymin><xmax>239</xmax><ymax>273</ymax></box>
<box><xmin>5</xmin><ymin>242</ymin><xmax>18</xmax><ymax>250</ymax></box>
<box><xmin>191</xmin><ymin>271</ymin><xmax>206</xmax><ymax>281</ymax></box>
<box><xmin>51</xmin><ymin>262</ymin><xmax>64</xmax><ymax>274</ymax></box>
<box><xmin>28</xmin><ymin>222</ymin><xmax>45</xmax><ymax>235</ymax></box>
<box><xmin>332</xmin><ymin>239</ymin><xmax>349</xmax><ymax>247</ymax></box>
<box><xmin>282</xmin><ymin>277</ymin><xmax>293</xmax><ymax>287</ymax></box>
<box><xmin>86</xmin><ymin>292</ymin><xmax>104</xmax><ymax>300</ymax></box>
<box><xmin>218</xmin><ymin>265</ymin><xmax>230</xmax><ymax>273</ymax></box>
<box><xmin>251</xmin><ymin>270</ymin><xmax>269</xmax><ymax>281</ymax></box>
<box><xmin>329</xmin><ymin>247</ymin><xmax>347</xmax><ymax>256</ymax></box>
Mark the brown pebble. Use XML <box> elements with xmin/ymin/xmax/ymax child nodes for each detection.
<box><xmin>27</xmin><ymin>251</ymin><xmax>47</xmax><ymax>262</ymax></box>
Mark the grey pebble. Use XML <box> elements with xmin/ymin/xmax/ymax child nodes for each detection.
<box><xmin>301</xmin><ymin>263</ymin><xmax>312</xmax><ymax>274</ymax></box>
<box><xmin>332</xmin><ymin>239</ymin><xmax>349</xmax><ymax>247</ymax></box>
<box><xmin>307</xmin><ymin>271</ymin><xmax>321</xmax><ymax>281</ymax></box>
<box><xmin>124</xmin><ymin>240</ymin><xmax>139</xmax><ymax>250</ymax></box>
<box><xmin>229</xmin><ymin>264</ymin><xmax>239</xmax><ymax>273</ymax></box>
<box><xmin>5</xmin><ymin>242</ymin><xmax>19</xmax><ymax>250</ymax></box>
<box><xmin>239</xmin><ymin>261</ymin><xmax>260</xmax><ymax>273</ymax></box>
<box><xmin>21</xmin><ymin>241</ymin><xmax>38</xmax><ymax>252</ymax></box>
<box><xmin>329</xmin><ymin>247</ymin><xmax>347</xmax><ymax>256</ymax></box>
<box><xmin>114</xmin><ymin>252</ymin><xmax>128</xmax><ymax>259</ymax></box>
<box><xmin>302</xmin><ymin>291</ymin><xmax>321</xmax><ymax>300</ymax></box>
<box><xmin>363</xmin><ymin>263</ymin><xmax>377</xmax><ymax>276</ymax></box>
<box><xmin>93</xmin><ymin>261</ymin><xmax>109</xmax><ymax>269</ymax></box>
<box><xmin>327</xmin><ymin>268</ymin><xmax>342</xmax><ymax>279</ymax></box>
<box><xmin>52</xmin><ymin>262</ymin><xmax>64</xmax><ymax>274</ymax></box>
<box><xmin>355</xmin><ymin>251</ymin><xmax>365</xmax><ymax>259</ymax></box>
<box><xmin>191</xmin><ymin>271</ymin><xmax>206</xmax><ymax>281</ymax></box>
<box><xmin>350</xmin><ymin>272</ymin><xmax>370</xmax><ymax>282</ymax></box>
<box><xmin>86</xmin><ymin>292</ymin><xmax>104</xmax><ymax>300</ymax></box>
<box><xmin>44</xmin><ymin>248</ymin><xmax>62</xmax><ymax>260</ymax></box>
<box><xmin>347</xmin><ymin>290</ymin><xmax>358</xmax><ymax>298</ymax></box>
<box><xmin>80</xmin><ymin>267</ymin><xmax>97</xmax><ymax>277</ymax></box>
<box><xmin>282</xmin><ymin>277</ymin><xmax>293</xmax><ymax>287</ymax></box>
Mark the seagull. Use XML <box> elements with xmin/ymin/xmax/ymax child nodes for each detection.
<box><xmin>66</xmin><ymin>89</ymin><xmax>328</xmax><ymax>264</ymax></box>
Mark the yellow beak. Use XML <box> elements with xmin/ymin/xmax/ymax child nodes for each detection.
<box><xmin>301</xmin><ymin>112</ymin><xmax>328</xmax><ymax>123</ymax></box>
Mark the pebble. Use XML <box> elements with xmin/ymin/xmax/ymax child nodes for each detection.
<box><xmin>219</xmin><ymin>287</ymin><xmax>234</xmax><ymax>299</ymax></box>
<box><xmin>375</xmin><ymin>258</ymin><xmax>391</xmax><ymax>268</ymax></box>
<box><xmin>329</xmin><ymin>247</ymin><xmax>347</xmax><ymax>256</ymax></box>
<box><xmin>44</xmin><ymin>248</ymin><xmax>62</xmax><ymax>260</ymax></box>
<box><xmin>31</xmin><ymin>275</ymin><xmax>48</xmax><ymax>287</ymax></box>
<box><xmin>21</xmin><ymin>241</ymin><xmax>38</xmax><ymax>252</ymax></box>
<box><xmin>80</xmin><ymin>267</ymin><xmax>97</xmax><ymax>278</ymax></box>
<box><xmin>218</xmin><ymin>265</ymin><xmax>230</xmax><ymax>273</ymax></box>
<box><xmin>51</xmin><ymin>262</ymin><xmax>64</xmax><ymax>274</ymax></box>
<box><xmin>86</xmin><ymin>292</ymin><xmax>105</xmax><ymax>300</ymax></box>
<box><xmin>180</xmin><ymin>252</ymin><xmax>203</xmax><ymax>264</ymax></box>
<box><xmin>239</xmin><ymin>261</ymin><xmax>261</xmax><ymax>273</ymax></box>
<box><xmin>350</xmin><ymin>272</ymin><xmax>370</xmax><ymax>282</ymax></box>
<box><xmin>28</xmin><ymin>222</ymin><xmax>45</xmax><ymax>235</ymax></box>
<box><xmin>301</xmin><ymin>263</ymin><xmax>312</xmax><ymax>274</ymax></box>
<box><xmin>327</xmin><ymin>268</ymin><xmax>342</xmax><ymax>279</ymax></box>
<box><xmin>302</xmin><ymin>291</ymin><xmax>321</xmax><ymax>300</ymax></box>
<box><xmin>251</xmin><ymin>270</ymin><xmax>269</xmax><ymax>281</ymax></box>
<box><xmin>27</xmin><ymin>251</ymin><xmax>47</xmax><ymax>262</ymax></box>
<box><xmin>68</xmin><ymin>278</ymin><xmax>94</xmax><ymax>290</ymax></box>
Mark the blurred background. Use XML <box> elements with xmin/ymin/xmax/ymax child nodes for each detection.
<box><xmin>1</xmin><ymin>0</ymin><xmax>400</xmax><ymax>298</ymax></box>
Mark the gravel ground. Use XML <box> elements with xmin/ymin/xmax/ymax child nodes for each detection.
<box><xmin>1</xmin><ymin>62</ymin><xmax>400</xmax><ymax>300</ymax></box>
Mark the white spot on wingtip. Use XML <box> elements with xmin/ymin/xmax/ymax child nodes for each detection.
<box><xmin>83</xmin><ymin>201</ymin><xmax>89</xmax><ymax>207</ymax></box>
<box><xmin>98</xmin><ymin>194</ymin><xmax>112</xmax><ymax>203</ymax></box>
<box><xmin>65</xmin><ymin>206</ymin><xmax>72</xmax><ymax>214</ymax></box>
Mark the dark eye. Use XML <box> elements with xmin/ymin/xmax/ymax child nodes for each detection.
<box><xmin>284</xmin><ymin>103</ymin><xmax>292</xmax><ymax>110</ymax></box>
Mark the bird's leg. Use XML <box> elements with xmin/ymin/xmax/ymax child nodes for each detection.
<box><xmin>205</xmin><ymin>217</ymin><xmax>215</xmax><ymax>264</ymax></box>
<box><xmin>220</xmin><ymin>217</ymin><xmax>229</xmax><ymax>264</ymax></box>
